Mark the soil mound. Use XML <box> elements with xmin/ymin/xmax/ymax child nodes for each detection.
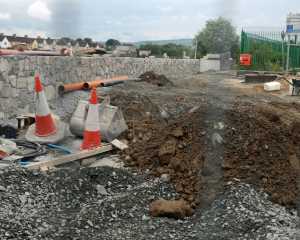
<box><xmin>110</xmin><ymin>91</ymin><xmax>166</xmax><ymax>123</ymax></box>
<box><xmin>139</xmin><ymin>71</ymin><xmax>174</xmax><ymax>87</ymax></box>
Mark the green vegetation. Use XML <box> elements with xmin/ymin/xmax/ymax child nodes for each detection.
<box><xmin>105</xmin><ymin>39</ymin><xmax>121</xmax><ymax>50</ymax></box>
<box><xmin>194</xmin><ymin>17</ymin><xmax>239</xmax><ymax>59</ymax></box>
<box><xmin>139</xmin><ymin>43</ymin><xmax>193</xmax><ymax>58</ymax></box>
<box><xmin>136</xmin><ymin>39</ymin><xmax>193</xmax><ymax>47</ymax></box>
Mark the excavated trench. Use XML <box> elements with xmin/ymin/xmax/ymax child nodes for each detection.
<box><xmin>121</xmin><ymin>100</ymin><xmax>300</xmax><ymax>209</ymax></box>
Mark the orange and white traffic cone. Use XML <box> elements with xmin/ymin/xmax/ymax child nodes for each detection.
<box><xmin>81</xmin><ymin>88</ymin><xmax>101</xmax><ymax>150</ymax></box>
<box><xmin>26</xmin><ymin>73</ymin><xmax>66</xmax><ymax>143</ymax></box>
<box><xmin>34</xmin><ymin>74</ymin><xmax>57</xmax><ymax>136</ymax></box>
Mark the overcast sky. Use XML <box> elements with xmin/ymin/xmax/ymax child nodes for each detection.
<box><xmin>0</xmin><ymin>0</ymin><xmax>298</xmax><ymax>42</ymax></box>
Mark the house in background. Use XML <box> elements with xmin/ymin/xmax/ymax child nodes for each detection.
<box><xmin>31</xmin><ymin>39</ymin><xmax>38</xmax><ymax>50</ymax></box>
<box><xmin>0</xmin><ymin>35</ymin><xmax>12</xmax><ymax>49</ymax></box>
<box><xmin>112</xmin><ymin>45</ymin><xmax>137</xmax><ymax>57</ymax></box>
<box><xmin>0</xmin><ymin>33</ymin><xmax>108</xmax><ymax>52</ymax></box>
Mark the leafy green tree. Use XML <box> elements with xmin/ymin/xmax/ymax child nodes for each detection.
<box><xmin>194</xmin><ymin>17</ymin><xmax>239</xmax><ymax>58</ymax></box>
<box><xmin>105</xmin><ymin>39</ymin><xmax>121</xmax><ymax>50</ymax></box>
<box><xmin>84</xmin><ymin>38</ymin><xmax>93</xmax><ymax>45</ymax></box>
<box><xmin>139</xmin><ymin>43</ymin><xmax>193</xmax><ymax>58</ymax></box>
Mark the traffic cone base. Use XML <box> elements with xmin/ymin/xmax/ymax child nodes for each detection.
<box><xmin>25</xmin><ymin>74</ymin><xmax>66</xmax><ymax>144</ymax></box>
<box><xmin>81</xmin><ymin>131</ymin><xmax>101</xmax><ymax>150</ymax></box>
<box><xmin>26</xmin><ymin>118</ymin><xmax>66</xmax><ymax>144</ymax></box>
<box><xmin>81</xmin><ymin>88</ymin><xmax>101</xmax><ymax>150</ymax></box>
<box><xmin>35</xmin><ymin>115</ymin><xmax>57</xmax><ymax>137</ymax></box>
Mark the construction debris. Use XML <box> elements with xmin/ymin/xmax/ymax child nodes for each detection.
<box><xmin>26</xmin><ymin>143</ymin><xmax>113</xmax><ymax>170</ymax></box>
<box><xmin>0</xmin><ymin>138</ymin><xmax>17</xmax><ymax>159</ymax></box>
<box><xmin>111</xmin><ymin>139</ymin><xmax>128</xmax><ymax>151</ymax></box>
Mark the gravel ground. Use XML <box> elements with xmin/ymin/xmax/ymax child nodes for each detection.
<box><xmin>196</xmin><ymin>182</ymin><xmax>300</xmax><ymax>240</ymax></box>
<box><xmin>0</xmin><ymin>166</ymin><xmax>298</xmax><ymax>240</ymax></box>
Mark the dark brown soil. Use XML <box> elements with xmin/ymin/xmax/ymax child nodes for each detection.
<box><xmin>139</xmin><ymin>71</ymin><xmax>174</xmax><ymax>87</ymax></box>
<box><xmin>122</xmin><ymin>102</ymin><xmax>299</xmax><ymax>208</ymax></box>
<box><xmin>110</xmin><ymin>91</ymin><xmax>165</xmax><ymax>123</ymax></box>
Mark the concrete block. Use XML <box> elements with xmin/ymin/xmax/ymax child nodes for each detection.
<box><xmin>0</xmin><ymin>59</ymin><xmax>9</xmax><ymax>73</ymax></box>
<box><xmin>11</xmin><ymin>88</ymin><xmax>18</xmax><ymax>98</ymax></box>
<box><xmin>27</xmin><ymin>77</ymin><xmax>35</xmax><ymax>92</ymax></box>
<box><xmin>8</xmin><ymin>75</ymin><xmax>17</xmax><ymax>87</ymax></box>
<box><xmin>264</xmin><ymin>81</ymin><xmax>281</xmax><ymax>91</ymax></box>
<box><xmin>0</xmin><ymin>83</ymin><xmax>11</xmax><ymax>98</ymax></box>
<box><xmin>17</xmin><ymin>77</ymin><xmax>28</xmax><ymax>89</ymax></box>
<box><xmin>45</xmin><ymin>85</ymin><xmax>56</xmax><ymax>100</ymax></box>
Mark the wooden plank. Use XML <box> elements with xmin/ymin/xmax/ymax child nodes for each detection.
<box><xmin>26</xmin><ymin>143</ymin><xmax>113</xmax><ymax>170</ymax></box>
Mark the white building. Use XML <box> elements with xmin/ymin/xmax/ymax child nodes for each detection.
<box><xmin>287</xmin><ymin>13</ymin><xmax>300</xmax><ymax>43</ymax></box>
<box><xmin>0</xmin><ymin>36</ymin><xmax>12</xmax><ymax>49</ymax></box>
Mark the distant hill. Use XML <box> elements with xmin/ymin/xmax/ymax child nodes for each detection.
<box><xmin>135</xmin><ymin>39</ymin><xmax>193</xmax><ymax>47</ymax></box>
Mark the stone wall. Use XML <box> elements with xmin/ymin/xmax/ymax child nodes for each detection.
<box><xmin>0</xmin><ymin>56</ymin><xmax>200</xmax><ymax>120</ymax></box>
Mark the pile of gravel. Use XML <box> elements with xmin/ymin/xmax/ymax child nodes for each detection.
<box><xmin>0</xmin><ymin>166</ymin><xmax>298</xmax><ymax>240</ymax></box>
<box><xmin>196</xmin><ymin>182</ymin><xmax>300</xmax><ymax>240</ymax></box>
<box><xmin>0</xmin><ymin>166</ymin><xmax>181</xmax><ymax>240</ymax></box>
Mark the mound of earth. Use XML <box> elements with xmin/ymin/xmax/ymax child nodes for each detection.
<box><xmin>139</xmin><ymin>71</ymin><xmax>174</xmax><ymax>87</ymax></box>
<box><xmin>110</xmin><ymin>91</ymin><xmax>167</xmax><ymax>124</ymax></box>
<box><xmin>123</xmin><ymin>102</ymin><xmax>299</xmax><ymax>208</ymax></box>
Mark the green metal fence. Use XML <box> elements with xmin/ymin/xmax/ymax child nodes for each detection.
<box><xmin>240</xmin><ymin>30</ymin><xmax>300</xmax><ymax>71</ymax></box>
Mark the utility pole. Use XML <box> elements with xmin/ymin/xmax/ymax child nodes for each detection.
<box><xmin>286</xmin><ymin>34</ymin><xmax>291</xmax><ymax>73</ymax></box>
<box><xmin>194</xmin><ymin>41</ymin><xmax>198</xmax><ymax>59</ymax></box>
<box><xmin>281</xmin><ymin>31</ymin><xmax>286</xmax><ymax>71</ymax></box>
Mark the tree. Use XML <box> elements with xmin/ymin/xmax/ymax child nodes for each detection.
<box><xmin>105</xmin><ymin>39</ymin><xmax>121</xmax><ymax>50</ymax></box>
<box><xmin>139</xmin><ymin>43</ymin><xmax>193</xmax><ymax>58</ymax></box>
<box><xmin>194</xmin><ymin>17</ymin><xmax>239</xmax><ymax>58</ymax></box>
<box><xmin>84</xmin><ymin>38</ymin><xmax>93</xmax><ymax>45</ymax></box>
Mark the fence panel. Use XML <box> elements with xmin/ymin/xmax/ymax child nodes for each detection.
<box><xmin>240</xmin><ymin>31</ymin><xmax>300</xmax><ymax>71</ymax></box>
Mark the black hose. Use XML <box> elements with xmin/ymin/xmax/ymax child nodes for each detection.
<box><xmin>11</xmin><ymin>139</ymin><xmax>48</xmax><ymax>159</ymax></box>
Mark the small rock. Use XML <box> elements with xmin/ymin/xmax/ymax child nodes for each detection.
<box><xmin>0</xmin><ymin>185</ymin><xmax>6</xmax><ymax>191</ymax></box>
<box><xmin>212</xmin><ymin>132</ymin><xmax>224</xmax><ymax>146</ymax></box>
<box><xmin>96</xmin><ymin>185</ymin><xmax>108</xmax><ymax>195</ymax></box>
<box><xmin>161</xmin><ymin>174</ymin><xmax>170</xmax><ymax>182</ymax></box>
<box><xmin>142</xmin><ymin>214</ymin><xmax>150</xmax><ymax>221</ymax></box>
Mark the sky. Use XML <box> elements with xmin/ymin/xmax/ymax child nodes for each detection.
<box><xmin>0</xmin><ymin>0</ymin><xmax>298</xmax><ymax>42</ymax></box>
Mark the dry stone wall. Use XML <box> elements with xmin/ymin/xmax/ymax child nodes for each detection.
<box><xmin>0</xmin><ymin>56</ymin><xmax>200</xmax><ymax>120</ymax></box>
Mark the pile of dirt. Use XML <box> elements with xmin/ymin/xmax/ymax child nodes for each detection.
<box><xmin>223</xmin><ymin>104</ymin><xmax>298</xmax><ymax>206</ymax></box>
<box><xmin>123</xmin><ymin>102</ymin><xmax>299</xmax><ymax>208</ymax></box>
<box><xmin>139</xmin><ymin>71</ymin><xmax>174</xmax><ymax>87</ymax></box>
<box><xmin>110</xmin><ymin>91</ymin><xmax>167</xmax><ymax>124</ymax></box>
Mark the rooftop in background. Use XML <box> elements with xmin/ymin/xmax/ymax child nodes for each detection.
<box><xmin>0</xmin><ymin>33</ymin><xmax>105</xmax><ymax>47</ymax></box>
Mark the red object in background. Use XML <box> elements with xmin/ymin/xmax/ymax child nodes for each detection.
<box><xmin>240</xmin><ymin>54</ymin><xmax>252</xmax><ymax>66</ymax></box>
